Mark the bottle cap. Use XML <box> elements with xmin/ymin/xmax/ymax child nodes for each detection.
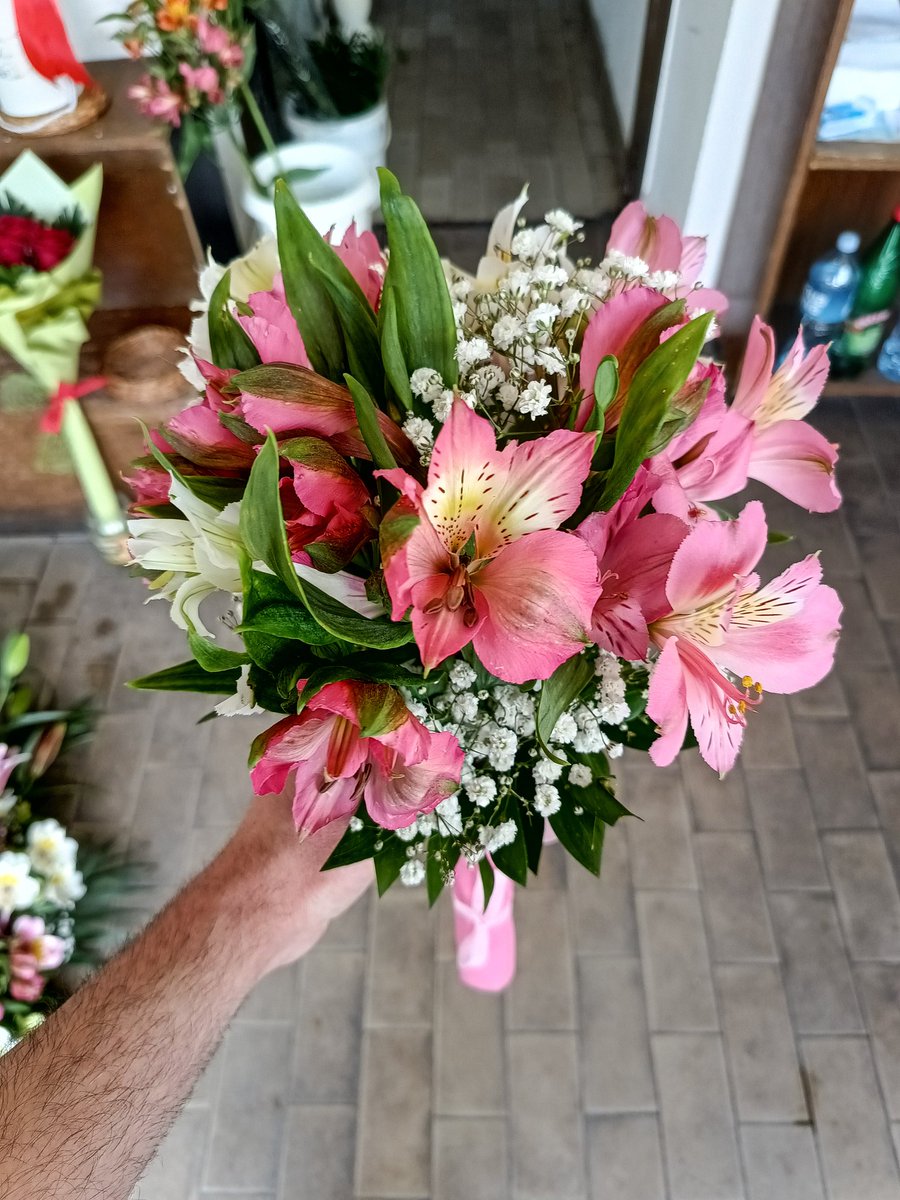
<box><xmin>836</xmin><ymin>230</ymin><xmax>860</xmax><ymax>253</ymax></box>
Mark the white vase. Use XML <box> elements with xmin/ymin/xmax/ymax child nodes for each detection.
<box><xmin>240</xmin><ymin>140</ymin><xmax>379</xmax><ymax>240</ymax></box>
<box><xmin>282</xmin><ymin>98</ymin><xmax>391</xmax><ymax>174</ymax></box>
<box><xmin>0</xmin><ymin>0</ymin><xmax>77</xmax><ymax>130</ymax></box>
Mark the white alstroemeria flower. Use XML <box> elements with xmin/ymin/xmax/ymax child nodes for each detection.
<box><xmin>0</xmin><ymin>789</ymin><xmax>16</xmax><ymax>818</ymax></box>
<box><xmin>128</xmin><ymin>479</ymin><xmax>244</xmax><ymax>639</ymax></box>
<box><xmin>215</xmin><ymin>665</ymin><xmax>265</xmax><ymax>718</ymax></box>
<box><xmin>0</xmin><ymin>1027</ymin><xmax>15</xmax><ymax>1055</ymax></box>
<box><xmin>294</xmin><ymin>564</ymin><xmax>384</xmax><ymax>618</ymax></box>
<box><xmin>180</xmin><ymin>237</ymin><xmax>280</xmax><ymax>387</ymax></box>
<box><xmin>473</xmin><ymin>184</ymin><xmax>530</xmax><ymax>291</ymax></box>
<box><xmin>26</xmin><ymin>819</ymin><xmax>78</xmax><ymax>876</ymax></box>
<box><xmin>0</xmin><ymin>851</ymin><xmax>39</xmax><ymax>913</ymax></box>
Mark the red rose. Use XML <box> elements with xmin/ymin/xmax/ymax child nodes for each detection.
<box><xmin>31</xmin><ymin>225</ymin><xmax>75</xmax><ymax>271</ymax></box>
<box><xmin>0</xmin><ymin>215</ymin><xmax>34</xmax><ymax>267</ymax></box>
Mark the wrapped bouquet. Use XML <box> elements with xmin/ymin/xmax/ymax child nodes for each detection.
<box><xmin>0</xmin><ymin>151</ymin><xmax>102</xmax><ymax>401</ymax></box>
<box><xmin>126</xmin><ymin>174</ymin><xmax>842</xmax><ymax>988</ymax></box>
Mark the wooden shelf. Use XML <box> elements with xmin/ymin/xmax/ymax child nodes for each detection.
<box><xmin>810</xmin><ymin>140</ymin><xmax>900</xmax><ymax>172</ymax></box>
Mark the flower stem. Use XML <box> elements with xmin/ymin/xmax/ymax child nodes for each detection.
<box><xmin>239</xmin><ymin>81</ymin><xmax>284</xmax><ymax>186</ymax></box>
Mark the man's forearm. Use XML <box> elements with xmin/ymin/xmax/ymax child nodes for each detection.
<box><xmin>0</xmin><ymin>843</ymin><xmax>267</xmax><ymax>1200</ymax></box>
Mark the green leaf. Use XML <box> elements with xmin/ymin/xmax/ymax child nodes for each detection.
<box><xmin>274</xmin><ymin>179</ymin><xmax>373</xmax><ymax>380</ymax></box>
<box><xmin>323</xmin><ymin>815</ymin><xmax>381</xmax><ymax>869</ymax></box>
<box><xmin>374</xmin><ymin>834</ymin><xmax>408</xmax><ymax>896</ymax></box>
<box><xmin>345</xmin><ymin>375</ymin><xmax>397</xmax><ymax>469</ymax></box>
<box><xmin>599</xmin><ymin>311</ymin><xmax>714</xmax><ymax>509</ymax></box>
<box><xmin>218</xmin><ymin>411</ymin><xmax>264</xmax><ymax>444</ymax></box>
<box><xmin>127</xmin><ymin>660</ymin><xmax>239</xmax><ymax>695</ymax></box>
<box><xmin>239</xmin><ymin>563</ymin><xmax>335</xmax><ymax>646</ymax></box>
<box><xmin>140</xmin><ymin>422</ymin><xmax>245</xmax><ymax>511</ymax></box>
<box><xmin>479</xmin><ymin>856</ymin><xmax>496</xmax><ymax>908</ymax></box>
<box><xmin>490</xmin><ymin>797</ymin><xmax>529</xmax><ymax>886</ymax></box>
<box><xmin>767</xmin><ymin>529</ymin><xmax>794</xmax><ymax>545</ymax></box>
<box><xmin>208</xmin><ymin>268</ymin><xmax>261</xmax><ymax>372</ymax></box>
<box><xmin>536</xmin><ymin>653</ymin><xmax>595</xmax><ymax>762</ymax></box>
<box><xmin>378</xmin><ymin>288</ymin><xmax>413</xmax><ymax>409</ymax></box>
<box><xmin>587</xmin><ymin>355</ymin><xmax>619</xmax><ymax>433</ymax></box>
<box><xmin>188</xmin><ymin>630</ymin><xmax>249</xmax><ymax>673</ymax></box>
<box><xmin>315</xmin><ymin>266</ymin><xmax>383</xmax><ymax>400</ymax></box>
<box><xmin>577</xmin><ymin>776</ymin><xmax>633</xmax><ymax>825</ymax></box>
<box><xmin>549</xmin><ymin>804</ymin><xmax>605</xmax><ymax>875</ymax></box>
<box><xmin>378</xmin><ymin>168</ymin><xmax>458</xmax><ymax>389</ymax></box>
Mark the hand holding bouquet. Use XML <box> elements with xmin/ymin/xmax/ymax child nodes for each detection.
<box><xmin>125</xmin><ymin>174</ymin><xmax>841</xmax><ymax>930</ymax></box>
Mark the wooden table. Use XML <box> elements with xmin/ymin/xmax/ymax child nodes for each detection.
<box><xmin>0</xmin><ymin>60</ymin><xmax>203</xmax><ymax>533</ymax></box>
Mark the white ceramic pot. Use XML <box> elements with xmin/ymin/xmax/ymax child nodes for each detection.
<box><xmin>0</xmin><ymin>0</ymin><xmax>78</xmax><ymax>130</ymax></box>
<box><xmin>241</xmin><ymin>140</ymin><xmax>379</xmax><ymax>239</ymax></box>
<box><xmin>283</xmin><ymin>99</ymin><xmax>391</xmax><ymax>173</ymax></box>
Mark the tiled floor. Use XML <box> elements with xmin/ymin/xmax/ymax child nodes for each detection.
<box><xmin>3</xmin><ymin>394</ymin><xmax>900</xmax><ymax>1199</ymax></box>
<box><xmin>378</xmin><ymin>0</ymin><xmax>622</xmax><ymax>222</ymax></box>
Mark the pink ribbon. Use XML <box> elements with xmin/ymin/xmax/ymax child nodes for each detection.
<box><xmin>40</xmin><ymin>376</ymin><xmax>107</xmax><ymax>435</ymax></box>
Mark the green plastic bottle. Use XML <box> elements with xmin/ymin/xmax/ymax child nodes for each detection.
<box><xmin>832</xmin><ymin>205</ymin><xmax>900</xmax><ymax>377</ymax></box>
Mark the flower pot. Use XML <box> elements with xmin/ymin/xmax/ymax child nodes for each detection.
<box><xmin>240</xmin><ymin>140</ymin><xmax>379</xmax><ymax>239</ymax></box>
<box><xmin>282</xmin><ymin>98</ymin><xmax>391</xmax><ymax>174</ymax></box>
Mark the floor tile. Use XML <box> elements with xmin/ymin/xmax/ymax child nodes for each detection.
<box><xmin>587</xmin><ymin>1114</ymin><xmax>666</xmax><ymax>1200</ymax></box>
<box><xmin>434</xmin><ymin>959</ymin><xmax>506</xmax><ymax>1116</ymax></box>
<box><xmin>744</xmin><ymin>769</ymin><xmax>829</xmax><ymax>889</ymax></box>
<box><xmin>695</xmin><ymin>833</ymin><xmax>776</xmax><ymax>961</ymax></box>
<box><xmin>506</xmin><ymin>889</ymin><xmax>577</xmax><ymax>1031</ymax></box>
<box><xmin>356</xmin><ymin>1028</ymin><xmax>432</xmax><ymax>1198</ymax></box>
<box><xmin>823</xmin><ymin>832</ymin><xmax>900</xmax><ymax>960</ymax></box>
<box><xmin>794</xmin><ymin>718</ymin><xmax>878</xmax><ymax>829</ymax></box>
<box><xmin>855</xmin><ymin>964</ymin><xmax>900</xmax><ymax>1119</ymax></box>
<box><xmin>278</xmin><ymin>1104</ymin><xmax>355</xmax><ymax>1200</ymax></box>
<box><xmin>567</xmin><ymin>828</ymin><xmax>637</xmax><ymax>956</ymax></box>
<box><xmin>636</xmin><ymin>890</ymin><xmax>718</xmax><ymax>1031</ymax></box>
<box><xmin>802</xmin><ymin>1037</ymin><xmax>900</xmax><ymax>1200</ymax></box>
<box><xmin>625</xmin><ymin>765</ymin><xmax>697</xmax><ymax>889</ymax></box>
<box><xmin>508</xmin><ymin>1033</ymin><xmax>587</xmax><ymax>1200</ymax></box>
<box><xmin>741</xmin><ymin>1126</ymin><xmax>825</xmax><ymax>1200</ymax></box>
<box><xmin>433</xmin><ymin>1116</ymin><xmax>509</xmax><ymax>1200</ymax></box>
<box><xmin>579</xmin><ymin>957</ymin><xmax>656</xmax><ymax>1114</ymax></box>
<box><xmin>292</xmin><ymin>950</ymin><xmax>366</xmax><ymax>1104</ymax></box>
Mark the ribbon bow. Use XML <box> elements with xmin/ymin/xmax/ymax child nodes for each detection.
<box><xmin>452</xmin><ymin>865</ymin><xmax>516</xmax><ymax>970</ymax></box>
<box><xmin>40</xmin><ymin>376</ymin><xmax>107</xmax><ymax>435</ymax></box>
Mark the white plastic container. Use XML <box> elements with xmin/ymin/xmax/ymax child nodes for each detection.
<box><xmin>0</xmin><ymin>0</ymin><xmax>78</xmax><ymax>131</ymax></box>
<box><xmin>240</xmin><ymin>140</ymin><xmax>379</xmax><ymax>239</ymax></box>
<box><xmin>283</xmin><ymin>99</ymin><xmax>391</xmax><ymax>173</ymax></box>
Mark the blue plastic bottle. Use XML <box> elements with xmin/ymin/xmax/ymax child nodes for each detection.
<box><xmin>800</xmin><ymin>230</ymin><xmax>861</xmax><ymax>347</ymax></box>
<box><xmin>877</xmin><ymin>318</ymin><xmax>900</xmax><ymax>382</ymax></box>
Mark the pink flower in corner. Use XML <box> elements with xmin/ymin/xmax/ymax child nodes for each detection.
<box><xmin>646</xmin><ymin>500</ymin><xmax>842</xmax><ymax>774</ymax></box>
<box><xmin>129</xmin><ymin>75</ymin><xmax>184</xmax><ymax>126</ymax></box>
<box><xmin>179</xmin><ymin>62</ymin><xmax>223</xmax><ymax>104</ymax></box>
<box><xmin>197</xmin><ymin>16</ymin><xmax>244</xmax><ymax>67</ymax></box>
<box><xmin>732</xmin><ymin>317</ymin><xmax>841</xmax><ymax>512</ymax></box>
<box><xmin>379</xmin><ymin>400</ymin><xmax>601</xmax><ymax>684</ymax></box>
<box><xmin>8</xmin><ymin>914</ymin><xmax>66</xmax><ymax>1002</ymax></box>
<box><xmin>250</xmin><ymin>681</ymin><xmax>463</xmax><ymax>837</ymax></box>
<box><xmin>326</xmin><ymin>223</ymin><xmax>386</xmax><ymax>310</ymax></box>
<box><xmin>236</xmin><ymin>274</ymin><xmax>312</xmax><ymax>368</ymax></box>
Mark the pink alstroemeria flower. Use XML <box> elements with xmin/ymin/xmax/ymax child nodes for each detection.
<box><xmin>578</xmin><ymin>470</ymin><xmax>689</xmax><ymax>660</ymax></box>
<box><xmin>646</xmin><ymin>500</ymin><xmax>842</xmax><ymax>774</ymax></box>
<box><xmin>129</xmin><ymin>75</ymin><xmax>183</xmax><ymax>126</ymax></box>
<box><xmin>179</xmin><ymin>62</ymin><xmax>223</xmax><ymax>104</ymax></box>
<box><xmin>280</xmin><ymin>437</ymin><xmax>376</xmax><ymax>570</ymax></box>
<box><xmin>197</xmin><ymin>16</ymin><xmax>244</xmax><ymax>67</ymax></box>
<box><xmin>379</xmin><ymin>400</ymin><xmax>601</xmax><ymax>684</ymax></box>
<box><xmin>606</xmin><ymin>200</ymin><xmax>727</xmax><ymax>313</ymax></box>
<box><xmin>236</xmin><ymin>273</ymin><xmax>312</xmax><ymax>367</ymax></box>
<box><xmin>122</xmin><ymin>463</ymin><xmax>173</xmax><ymax>508</ymax></box>
<box><xmin>326</xmin><ymin>223</ymin><xmax>386</xmax><ymax>310</ymax></box>
<box><xmin>0</xmin><ymin>744</ymin><xmax>28</xmax><ymax>795</ymax></box>
<box><xmin>250</xmin><ymin>681</ymin><xmax>464</xmax><ymax>837</ymax></box>
<box><xmin>8</xmin><ymin>914</ymin><xmax>66</xmax><ymax>1002</ymax></box>
<box><xmin>732</xmin><ymin>317</ymin><xmax>841</xmax><ymax>513</ymax></box>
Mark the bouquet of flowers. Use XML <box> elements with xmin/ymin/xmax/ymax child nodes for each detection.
<box><xmin>125</xmin><ymin>174</ymin><xmax>842</xmax><ymax>988</ymax></box>
<box><xmin>0</xmin><ymin>633</ymin><xmax>125</xmax><ymax>1048</ymax></box>
<box><xmin>0</xmin><ymin>151</ymin><xmax>102</xmax><ymax>403</ymax></box>
<box><xmin>112</xmin><ymin>0</ymin><xmax>271</xmax><ymax>178</ymax></box>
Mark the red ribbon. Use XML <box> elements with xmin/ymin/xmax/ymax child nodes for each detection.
<box><xmin>40</xmin><ymin>376</ymin><xmax>107</xmax><ymax>435</ymax></box>
<box><xmin>12</xmin><ymin>0</ymin><xmax>95</xmax><ymax>90</ymax></box>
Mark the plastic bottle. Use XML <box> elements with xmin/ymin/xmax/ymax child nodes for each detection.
<box><xmin>877</xmin><ymin>317</ymin><xmax>900</xmax><ymax>382</ymax></box>
<box><xmin>799</xmin><ymin>230</ymin><xmax>861</xmax><ymax>347</ymax></box>
<box><xmin>832</xmin><ymin>207</ymin><xmax>900</xmax><ymax>377</ymax></box>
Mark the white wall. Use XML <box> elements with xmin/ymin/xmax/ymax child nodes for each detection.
<box><xmin>58</xmin><ymin>0</ymin><xmax>125</xmax><ymax>62</ymax></box>
<box><xmin>641</xmin><ymin>0</ymin><xmax>781</xmax><ymax>284</ymax></box>
<box><xmin>589</xmin><ymin>0</ymin><xmax>649</xmax><ymax>144</ymax></box>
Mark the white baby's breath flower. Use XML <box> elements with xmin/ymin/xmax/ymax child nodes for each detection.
<box><xmin>449</xmin><ymin>661</ymin><xmax>477</xmax><ymax>691</ymax></box>
<box><xmin>451</xmin><ymin>693</ymin><xmax>479</xmax><ymax>724</ymax></box>
<box><xmin>559</xmin><ymin>287</ymin><xmax>592</xmax><ymax>317</ymax></box>
<box><xmin>534</xmin><ymin>783</ymin><xmax>562</xmax><ymax>816</ymax></box>
<box><xmin>349</xmin><ymin>816</ymin><xmax>364</xmax><ymax>832</ymax></box>
<box><xmin>603</xmin><ymin>249</ymin><xmax>649</xmax><ymax>279</ymax></box>
<box><xmin>436</xmin><ymin>793</ymin><xmax>464</xmax><ymax>836</ymax></box>
<box><xmin>516</xmin><ymin>379</ymin><xmax>553</xmax><ymax>418</ymax></box>
<box><xmin>492</xmin><ymin>314</ymin><xmax>525</xmax><ymax>350</ymax></box>
<box><xmin>410</xmin><ymin>367</ymin><xmax>444</xmax><ymax>400</ymax></box>
<box><xmin>455</xmin><ymin>337</ymin><xmax>491</xmax><ymax>371</ymax></box>
<box><xmin>646</xmin><ymin>269</ymin><xmax>681</xmax><ymax>292</ymax></box>
<box><xmin>531</xmin><ymin>263</ymin><xmax>570</xmax><ymax>288</ymax></box>
<box><xmin>498</xmin><ymin>382</ymin><xmax>519</xmax><ymax>411</ymax></box>
<box><xmin>511</xmin><ymin>227</ymin><xmax>551</xmax><ymax>262</ymax></box>
<box><xmin>526</xmin><ymin>302</ymin><xmax>561</xmax><ymax>335</ymax></box>
<box><xmin>479</xmin><ymin>819</ymin><xmax>518</xmax><ymax>852</ymax></box>
<box><xmin>568</xmin><ymin>764</ymin><xmax>592</xmax><ymax>788</ymax></box>
<box><xmin>402</xmin><ymin>415</ymin><xmax>435</xmax><ymax>462</ymax></box>
<box><xmin>534</xmin><ymin>347</ymin><xmax>569</xmax><ymax>376</ymax></box>
<box><xmin>545</xmin><ymin>209</ymin><xmax>582</xmax><ymax>237</ymax></box>
<box><xmin>400</xmin><ymin>859</ymin><xmax>426</xmax><ymax>887</ymax></box>
<box><xmin>551</xmin><ymin>712</ymin><xmax>578</xmax><ymax>744</ymax></box>
<box><xmin>465</xmin><ymin>775</ymin><xmax>498</xmax><ymax>808</ymax></box>
<box><xmin>533</xmin><ymin>756</ymin><xmax>564</xmax><ymax>785</ymax></box>
<box><xmin>395</xmin><ymin>821</ymin><xmax>419</xmax><ymax>843</ymax></box>
<box><xmin>432</xmin><ymin>389</ymin><xmax>455</xmax><ymax>423</ymax></box>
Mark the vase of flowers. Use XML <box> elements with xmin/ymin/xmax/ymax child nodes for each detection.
<box><xmin>263</xmin><ymin>0</ymin><xmax>391</xmax><ymax>172</ymax></box>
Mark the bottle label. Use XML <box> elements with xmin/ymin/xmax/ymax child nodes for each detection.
<box><xmin>846</xmin><ymin>308</ymin><xmax>892</xmax><ymax>333</ymax></box>
<box><xmin>841</xmin><ymin>321</ymin><xmax>888</xmax><ymax>358</ymax></box>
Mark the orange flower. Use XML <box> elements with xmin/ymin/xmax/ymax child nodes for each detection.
<box><xmin>199</xmin><ymin>0</ymin><xmax>228</xmax><ymax>9</ymax></box>
<box><xmin>156</xmin><ymin>0</ymin><xmax>195</xmax><ymax>32</ymax></box>
<box><xmin>123</xmin><ymin>36</ymin><xmax>145</xmax><ymax>59</ymax></box>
